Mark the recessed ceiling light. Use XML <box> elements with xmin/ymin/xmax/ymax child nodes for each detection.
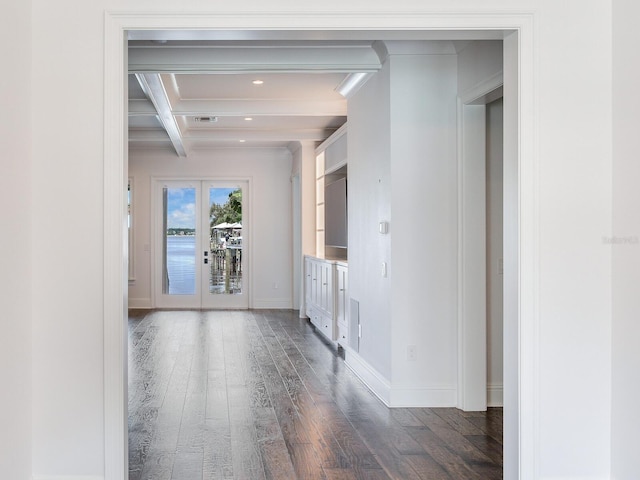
<box><xmin>244</xmin><ymin>117</ymin><xmax>253</xmax><ymax>121</ymax></box>
<box><xmin>239</xmin><ymin>139</ymin><xmax>246</xmax><ymax>143</ymax></box>
<box><xmin>252</xmin><ymin>79</ymin><xmax>264</xmax><ymax>85</ymax></box>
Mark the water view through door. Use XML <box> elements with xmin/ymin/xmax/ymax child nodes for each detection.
<box><xmin>156</xmin><ymin>179</ymin><xmax>248</xmax><ymax>309</ymax></box>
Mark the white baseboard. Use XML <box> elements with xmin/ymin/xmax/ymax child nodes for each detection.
<box><xmin>389</xmin><ymin>384</ymin><xmax>457</xmax><ymax>407</ymax></box>
<box><xmin>128</xmin><ymin>297</ymin><xmax>152</xmax><ymax>309</ymax></box>
<box><xmin>128</xmin><ymin>298</ymin><xmax>293</xmax><ymax>309</ymax></box>
<box><xmin>252</xmin><ymin>298</ymin><xmax>292</xmax><ymax>309</ymax></box>
<box><xmin>345</xmin><ymin>350</ymin><xmax>457</xmax><ymax>407</ymax></box>
<box><xmin>540</xmin><ymin>477</ymin><xmax>612</xmax><ymax>480</ymax></box>
<box><xmin>487</xmin><ymin>383</ymin><xmax>504</xmax><ymax>407</ymax></box>
<box><xmin>33</xmin><ymin>476</ymin><xmax>103</xmax><ymax>480</ymax></box>
<box><xmin>344</xmin><ymin>350</ymin><xmax>391</xmax><ymax>406</ymax></box>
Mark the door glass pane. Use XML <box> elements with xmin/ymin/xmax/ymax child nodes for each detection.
<box><xmin>163</xmin><ymin>187</ymin><xmax>196</xmax><ymax>295</ymax></box>
<box><xmin>208</xmin><ymin>187</ymin><xmax>242</xmax><ymax>295</ymax></box>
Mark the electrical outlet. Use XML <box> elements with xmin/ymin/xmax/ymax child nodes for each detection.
<box><xmin>273</xmin><ymin>281</ymin><xmax>279</xmax><ymax>289</ymax></box>
<box><xmin>407</xmin><ymin>345</ymin><xmax>417</xmax><ymax>361</ymax></box>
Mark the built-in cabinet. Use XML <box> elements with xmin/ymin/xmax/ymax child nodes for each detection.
<box><xmin>305</xmin><ymin>255</ymin><xmax>348</xmax><ymax>346</ymax></box>
<box><xmin>305</xmin><ymin>124</ymin><xmax>349</xmax><ymax>346</ymax></box>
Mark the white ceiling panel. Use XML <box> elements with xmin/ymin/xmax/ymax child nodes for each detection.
<box><xmin>173</xmin><ymin>73</ymin><xmax>348</xmax><ymax>101</ymax></box>
<box><xmin>128</xmin><ymin>115</ymin><xmax>163</xmax><ymax>129</ymax></box>
<box><xmin>182</xmin><ymin>115</ymin><xmax>345</xmax><ymax>129</ymax></box>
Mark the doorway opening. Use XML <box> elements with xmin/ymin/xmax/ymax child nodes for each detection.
<box><xmin>457</xmin><ymin>77</ymin><xmax>505</xmax><ymax>412</ymax></box>
<box><xmin>154</xmin><ymin>179</ymin><xmax>249</xmax><ymax>309</ymax></box>
<box><xmin>105</xmin><ymin>15</ymin><xmax>532</xmax><ymax>480</ymax></box>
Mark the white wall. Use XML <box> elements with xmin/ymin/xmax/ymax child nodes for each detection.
<box><xmin>349</xmin><ymin>43</ymin><xmax>504</xmax><ymax>409</ymax></box>
<box><xmin>0</xmin><ymin>2</ymin><xmax>32</xmax><ymax>479</ymax></box>
<box><xmin>31</xmin><ymin>1</ymin><xmax>106</xmax><ymax>474</ymax></box>
<box><xmin>389</xmin><ymin>51</ymin><xmax>458</xmax><ymax>404</ymax></box>
<box><xmin>128</xmin><ymin>147</ymin><xmax>293</xmax><ymax>309</ymax></box>
<box><xmin>347</xmin><ymin>59</ymin><xmax>393</xmax><ymax>383</ymax></box>
<box><xmin>612</xmin><ymin>0</ymin><xmax>640</xmax><ymax>478</ymax></box>
<box><xmin>23</xmin><ymin>1</ymin><xmax>617</xmax><ymax>478</ymax></box>
<box><xmin>536</xmin><ymin>3</ymin><xmax>612</xmax><ymax>477</ymax></box>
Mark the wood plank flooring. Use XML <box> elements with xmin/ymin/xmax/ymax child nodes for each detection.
<box><xmin>128</xmin><ymin>309</ymin><xmax>503</xmax><ymax>480</ymax></box>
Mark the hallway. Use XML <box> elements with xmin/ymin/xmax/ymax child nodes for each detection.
<box><xmin>128</xmin><ymin>310</ymin><xmax>502</xmax><ymax>479</ymax></box>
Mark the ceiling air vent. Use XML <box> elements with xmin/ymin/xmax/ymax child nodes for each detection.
<box><xmin>195</xmin><ymin>116</ymin><xmax>218</xmax><ymax>123</ymax></box>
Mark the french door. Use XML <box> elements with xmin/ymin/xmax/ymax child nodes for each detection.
<box><xmin>154</xmin><ymin>179</ymin><xmax>248</xmax><ymax>309</ymax></box>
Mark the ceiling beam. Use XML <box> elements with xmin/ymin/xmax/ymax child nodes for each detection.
<box><xmin>135</xmin><ymin>74</ymin><xmax>187</xmax><ymax>157</ymax></box>
<box><xmin>128</xmin><ymin>30</ymin><xmax>504</xmax><ymax>42</ymax></box>
<box><xmin>129</xmin><ymin>44</ymin><xmax>382</xmax><ymax>74</ymax></box>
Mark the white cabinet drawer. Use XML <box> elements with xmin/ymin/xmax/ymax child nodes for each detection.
<box><xmin>336</xmin><ymin>322</ymin><xmax>348</xmax><ymax>347</ymax></box>
<box><xmin>321</xmin><ymin>315</ymin><xmax>333</xmax><ymax>339</ymax></box>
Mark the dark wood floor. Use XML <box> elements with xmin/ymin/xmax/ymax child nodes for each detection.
<box><xmin>128</xmin><ymin>309</ymin><xmax>503</xmax><ymax>480</ymax></box>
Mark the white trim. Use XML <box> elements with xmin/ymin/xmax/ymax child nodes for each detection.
<box><xmin>105</xmin><ymin>11</ymin><xmax>537</xmax><ymax>480</ymax></box>
<box><xmin>127</xmin><ymin>297</ymin><xmax>152</xmax><ymax>309</ymax></box>
<box><xmin>292</xmin><ymin>173</ymin><xmax>302</xmax><ymax>312</ymax></box>
<box><xmin>33</xmin><ymin>476</ymin><xmax>104</xmax><ymax>480</ymax></box>
<box><xmin>253</xmin><ymin>298</ymin><xmax>293</xmax><ymax>309</ymax></box>
<box><xmin>460</xmin><ymin>71</ymin><xmax>504</xmax><ymax>105</ymax></box>
<box><xmin>488</xmin><ymin>383</ymin><xmax>504</xmax><ymax>407</ymax></box>
<box><xmin>104</xmin><ymin>12</ymin><xmax>128</xmax><ymax>480</ymax></box>
<box><xmin>536</xmin><ymin>478</ymin><xmax>612</xmax><ymax>480</ymax></box>
<box><xmin>389</xmin><ymin>385</ymin><xmax>457</xmax><ymax>408</ymax></box>
<box><xmin>457</xmin><ymin>102</ymin><xmax>488</xmax><ymax>412</ymax></box>
<box><xmin>346</xmin><ymin>353</ymin><xmax>457</xmax><ymax>408</ymax></box>
<box><xmin>315</xmin><ymin>122</ymin><xmax>348</xmax><ymax>156</ymax></box>
<box><xmin>344</xmin><ymin>349</ymin><xmax>391</xmax><ymax>406</ymax></box>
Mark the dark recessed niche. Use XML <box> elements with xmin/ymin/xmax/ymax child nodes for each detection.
<box><xmin>325</xmin><ymin>176</ymin><xmax>347</xmax><ymax>249</ymax></box>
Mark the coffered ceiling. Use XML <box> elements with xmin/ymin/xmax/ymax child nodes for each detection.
<box><xmin>127</xmin><ymin>30</ymin><xmax>504</xmax><ymax>156</ymax></box>
<box><xmin>127</xmin><ymin>40</ymin><xmax>382</xmax><ymax>155</ymax></box>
